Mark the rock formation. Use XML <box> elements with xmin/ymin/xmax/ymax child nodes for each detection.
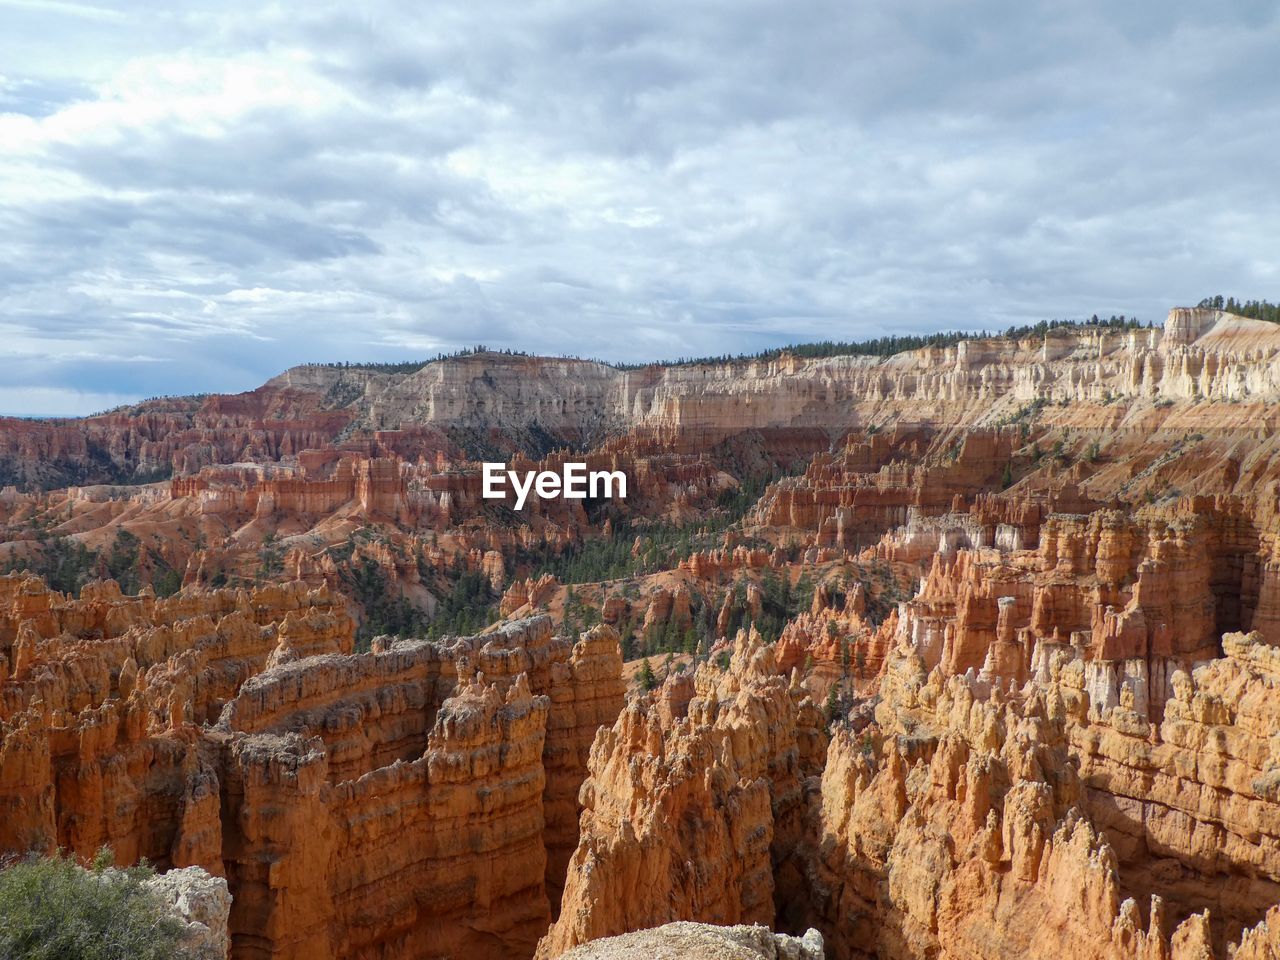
<box><xmin>558</xmin><ymin>922</ymin><xmax>825</xmax><ymax>960</ymax></box>
<box><xmin>5</xmin><ymin>306</ymin><xmax>1280</xmax><ymax>959</ymax></box>
<box><xmin>145</xmin><ymin>865</ymin><xmax>233</xmax><ymax>959</ymax></box>
<box><xmin>539</xmin><ymin>628</ymin><xmax>825</xmax><ymax>957</ymax></box>
<box><xmin>0</xmin><ymin>576</ymin><xmax>623</xmax><ymax>959</ymax></box>
<box><xmin>214</xmin><ymin>616</ymin><xmax>623</xmax><ymax>959</ymax></box>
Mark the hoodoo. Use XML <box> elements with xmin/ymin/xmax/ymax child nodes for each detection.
<box><xmin>5</xmin><ymin>307</ymin><xmax>1280</xmax><ymax>960</ymax></box>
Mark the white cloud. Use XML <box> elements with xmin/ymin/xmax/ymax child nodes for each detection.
<box><xmin>0</xmin><ymin>0</ymin><xmax>127</xmax><ymax>23</ymax></box>
<box><xmin>0</xmin><ymin>0</ymin><xmax>1277</xmax><ymax>414</ymax></box>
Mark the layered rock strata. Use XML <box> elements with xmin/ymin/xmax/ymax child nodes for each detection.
<box><xmin>0</xmin><ymin>574</ymin><xmax>350</xmax><ymax>865</ymax></box>
<box><xmin>7</xmin><ymin>306</ymin><xmax>1280</xmax><ymax>960</ymax></box>
<box><xmin>539</xmin><ymin>628</ymin><xmax>825</xmax><ymax>958</ymax></box>
<box><xmin>8</xmin><ymin>308</ymin><xmax>1280</xmax><ymax>487</ymax></box>
<box><xmin>0</xmin><ymin>580</ymin><xmax>623</xmax><ymax>960</ymax></box>
<box><xmin>791</xmin><ymin>621</ymin><xmax>1280</xmax><ymax>960</ymax></box>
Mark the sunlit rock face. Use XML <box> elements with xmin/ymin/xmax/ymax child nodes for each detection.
<box><xmin>8</xmin><ymin>307</ymin><xmax>1280</xmax><ymax>488</ymax></box>
<box><xmin>6</xmin><ymin>307</ymin><xmax>1280</xmax><ymax>960</ymax></box>
<box><xmin>538</xmin><ymin>628</ymin><xmax>825</xmax><ymax>959</ymax></box>
<box><xmin>0</xmin><ymin>592</ymin><xmax>623</xmax><ymax>959</ymax></box>
<box><xmin>558</xmin><ymin>922</ymin><xmax>825</xmax><ymax>960</ymax></box>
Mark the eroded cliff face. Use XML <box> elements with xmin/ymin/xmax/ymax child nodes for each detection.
<box><xmin>0</xmin><ymin>574</ymin><xmax>352</xmax><ymax>865</ymax></box>
<box><xmin>0</xmin><ymin>578</ymin><xmax>623</xmax><ymax>959</ymax></box>
<box><xmin>0</xmin><ymin>390</ymin><xmax>358</xmax><ymax>489</ymax></box>
<box><xmin>8</xmin><ymin>307</ymin><xmax>1280</xmax><ymax>489</ymax></box>
<box><xmin>539</xmin><ymin>628</ymin><xmax>826</xmax><ymax>958</ymax></box>
<box><xmin>220</xmin><ymin>669</ymin><xmax>554</xmax><ymax>960</ymax></box>
<box><xmin>6</xmin><ymin>305</ymin><xmax>1280</xmax><ymax>960</ymax></box>
<box><xmin>0</xmin><ymin>440</ymin><xmax>737</xmax><ymax>651</ymax></box>
<box><xmin>548</xmin><ymin>559</ymin><xmax>1280</xmax><ymax>960</ymax></box>
<box><xmin>535</xmin><ymin>312</ymin><xmax>1280</xmax><ymax>960</ymax></box>
<box><xmin>306</xmin><ymin>307</ymin><xmax>1280</xmax><ymax>444</ymax></box>
<box><xmin>791</xmin><ymin>617</ymin><xmax>1280</xmax><ymax>960</ymax></box>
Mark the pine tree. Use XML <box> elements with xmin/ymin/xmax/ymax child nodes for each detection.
<box><xmin>639</xmin><ymin>658</ymin><xmax>657</xmax><ymax>691</ymax></box>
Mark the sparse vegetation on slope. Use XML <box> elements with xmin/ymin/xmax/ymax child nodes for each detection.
<box><xmin>1199</xmin><ymin>295</ymin><xmax>1280</xmax><ymax>323</ymax></box>
<box><xmin>610</xmin><ymin>315</ymin><xmax>1149</xmax><ymax>369</ymax></box>
<box><xmin>0</xmin><ymin>851</ymin><xmax>202</xmax><ymax>960</ymax></box>
<box><xmin>522</xmin><ymin>473</ymin><xmax>777</xmax><ymax>585</ymax></box>
<box><xmin>298</xmin><ymin>316</ymin><xmax>1153</xmax><ymax>376</ymax></box>
<box><xmin>2</xmin><ymin>531</ymin><xmax>183</xmax><ymax>599</ymax></box>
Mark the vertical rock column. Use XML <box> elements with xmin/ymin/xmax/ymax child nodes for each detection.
<box><xmin>221</xmin><ymin>733</ymin><xmax>336</xmax><ymax>960</ymax></box>
<box><xmin>542</xmin><ymin>625</ymin><xmax>625</xmax><ymax>913</ymax></box>
<box><xmin>419</xmin><ymin>673</ymin><xmax>554</xmax><ymax>959</ymax></box>
<box><xmin>0</xmin><ymin>707</ymin><xmax>55</xmax><ymax>854</ymax></box>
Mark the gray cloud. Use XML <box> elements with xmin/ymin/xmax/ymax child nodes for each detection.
<box><xmin>0</xmin><ymin>0</ymin><xmax>1277</xmax><ymax>414</ymax></box>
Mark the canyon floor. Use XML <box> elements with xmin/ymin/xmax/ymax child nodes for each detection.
<box><xmin>4</xmin><ymin>306</ymin><xmax>1280</xmax><ymax>959</ymax></box>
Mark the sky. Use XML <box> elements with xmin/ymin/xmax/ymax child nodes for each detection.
<box><xmin>1</xmin><ymin>1</ymin><xmax>1277</xmax><ymax>416</ymax></box>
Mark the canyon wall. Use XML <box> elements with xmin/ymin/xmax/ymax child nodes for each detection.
<box><xmin>788</xmin><ymin>615</ymin><xmax>1280</xmax><ymax>960</ymax></box>
<box><xmin>6</xmin><ymin>305</ymin><xmax>1280</xmax><ymax>960</ymax></box>
<box><xmin>270</xmin><ymin>308</ymin><xmax>1280</xmax><ymax>450</ymax></box>
<box><xmin>0</xmin><ymin>574</ymin><xmax>351</xmax><ymax>865</ymax></box>
<box><xmin>7</xmin><ymin>308</ymin><xmax>1280</xmax><ymax>487</ymax></box>
<box><xmin>533</xmin><ymin>307</ymin><xmax>1280</xmax><ymax>960</ymax></box>
<box><xmin>0</xmin><ymin>575</ymin><xmax>623</xmax><ymax>959</ymax></box>
<box><xmin>539</xmin><ymin>628</ymin><xmax>826</xmax><ymax>958</ymax></box>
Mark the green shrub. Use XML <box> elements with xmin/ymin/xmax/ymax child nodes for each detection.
<box><xmin>0</xmin><ymin>850</ymin><xmax>198</xmax><ymax>960</ymax></box>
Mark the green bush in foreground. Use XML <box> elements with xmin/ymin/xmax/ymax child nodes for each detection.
<box><xmin>0</xmin><ymin>851</ymin><xmax>195</xmax><ymax>960</ymax></box>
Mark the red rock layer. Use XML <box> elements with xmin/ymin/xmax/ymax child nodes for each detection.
<box><xmin>0</xmin><ymin>570</ymin><xmax>624</xmax><ymax>960</ymax></box>
<box><xmin>0</xmin><ymin>574</ymin><xmax>350</xmax><ymax>866</ymax></box>
<box><xmin>537</xmin><ymin>628</ymin><xmax>825</xmax><ymax>958</ymax></box>
<box><xmin>211</xmin><ymin>615</ymin><xmax>623</xmax><ymax>958</ymax></box>
<box><xmin>790</xmin><ymin>623</ymin><xmax>1280</xmax><ymax>959</ymax></box>
<box><xmin>220</xmin><ymin>673</ymin><xmax>553</xmax><ymax>960</ymax></box>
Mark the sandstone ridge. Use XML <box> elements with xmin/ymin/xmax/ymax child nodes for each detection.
<box><xmin>5</xmin><ymin>305</ymin><xmax>1280</xmax><ymax>960</ymax></box>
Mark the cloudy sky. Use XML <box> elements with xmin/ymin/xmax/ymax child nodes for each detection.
<box><xmin>1</xmin><ymin>1</ymin><xmax>1277</xmax><ymax>415</ymax></box>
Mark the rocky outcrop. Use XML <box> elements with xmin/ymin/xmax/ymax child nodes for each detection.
<box><xmin>560</xmin><ymin>922</ymin><xmax>824</xmax><ymax>960</ymax></box>
<box><xmin>8</xmin><ymin>308</ymin><xmax>1280</xmax><ymax>490</ymax></box>
<box><xmin>304</xmin><ymin>309</ymin><xmax>1280</xmax><ymax>441</ymax></box>
<box><xmin>0</xmin><ymin>571</ymin><xmax>623</xmax><ymax>960</ymax></box>
<box><xmin>0</xmin><ymin>574</ymin><xmax>350</xmax><ymax>867</ymax></box>
<box><xmin>539</xmin><ymin>629</ymin><xmax>825</xmax><ymax>958</ymax></box>
<box><xmin>503</xmin><ymin>574</ymin><xmax>562</xmax><ymax>617</ymax></box>
<box><xmin>778</xmin><ymin>593</ymin><xmax>1280</xmax><ymax>960</ymax></box>
<box><xmin>219</xmin><ymin>672</ymin><xmax>554</xmax><ymax>960</ymax></box>
<box><xmin>543</xmin><ymin>624</ymin><xmax>628</xmax><ymax>909</ymax></box>
<box><xmin>8</xmin><ymin>304</ymin><xmax>1280</xmax><ymax>960</ymax></box>
<box><xmin>145</xmin><ymin>865</ymin><xmax>233</xmax><ymax>959</ymax></box>
<box><xmin>0</xmin><ymin>390</ymin><xmax>355</xmax><ymax>488</ymax></box>
<box><xmin>537</xmin><ymin>433</ymin><xmax>1280</xmax><ymax>960</ymax></box>
<box><xmin>209</xmin><ymin>616</ymin><xmax>622</xmax><ymax>959</ymax></box>
<box><xmin>787</xmin><ymin>626</ymin><xmax>1280</xmax><ymax>960</ymax></box>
